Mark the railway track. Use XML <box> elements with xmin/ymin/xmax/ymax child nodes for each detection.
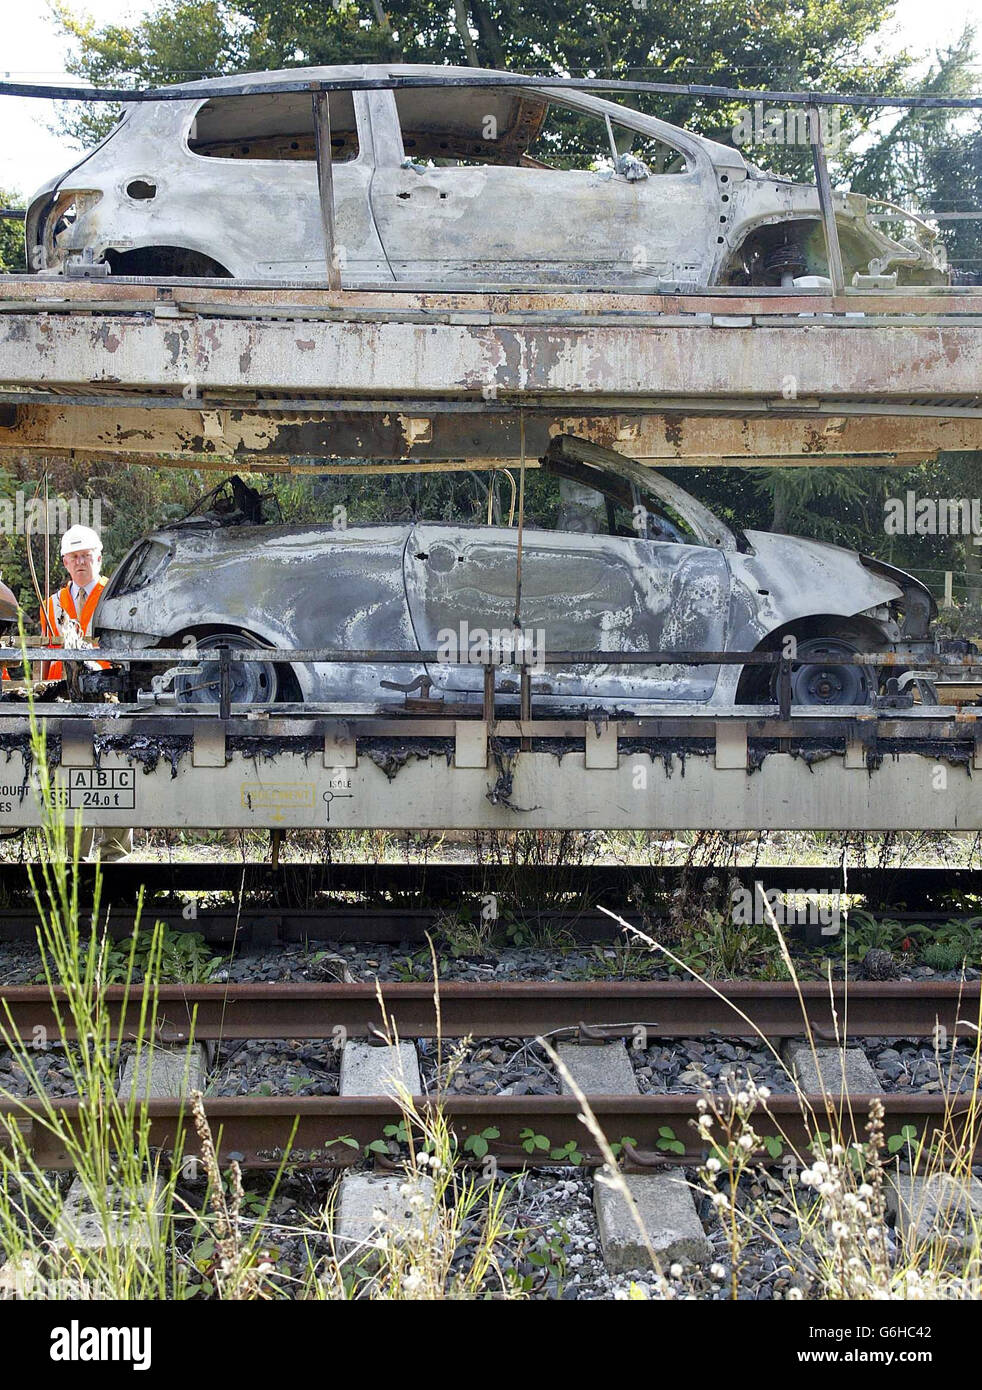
<box><xmin>1</xmin><ymin>979</ymin><xmax>977</xmax><ymax>1169</ymax></box>
<box><xmin>1</xmin><ymin>979</ymin><xmax>978</xmax><ymax>1042</ymax></box>
<box><xmin>4</xmin><ymin>1092</ymin><xmax>974</xmax><ymax>1170</ymax></box>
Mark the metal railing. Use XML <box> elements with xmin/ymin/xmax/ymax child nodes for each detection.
<box><xmin>3</xmin><ymin>642</ymin><xmax>981</xmax><ymax>722</ymax></box>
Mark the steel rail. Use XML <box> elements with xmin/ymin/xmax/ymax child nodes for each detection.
<box><xmin>4</xmin><ymin>645</ymin><xmax>980</xmax><ymax>671</ymax></box>
<box><xmin>3</xmin><ymin>74</ymin><xmax>982</xmax><ymax>111</ymax></box>
<box><xmin>1</xmin><ymin>981</ymin><xmax>977</xmax><ymax>1044</ymax></box>
<box><xmin>2</xmin><ymin>1092</ymin><xmax>975</xmax><ymax>1168</ymax></box>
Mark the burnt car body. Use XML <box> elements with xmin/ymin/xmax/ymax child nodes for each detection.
<box><xmin>92</xmin><ymin>441</ymin><xmax>937</xmax><ymax>711</ymax></box>
<box><xmin>27</xmin><ymin>65</ymin><xmax>945</xmax><ymax>288</ymax></box>
<box><xmin>0</xmin><ymin>579</ymin><xmax>16</xmax><ymax>634</ymax></box>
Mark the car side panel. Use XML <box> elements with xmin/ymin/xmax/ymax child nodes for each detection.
<box><xmin>366</xmin><ymin>89</ymin><xmax>715</xmax><ymax>286</ymax></box>
<box><xmin>404</xmin><ymin>524</ymin><xmax>730</xmax><ymax>701</ymax></box>
<box><xmin>96</xmin><ymin>524</ymin><xmax>420</xmax><ymax>703</ymax></box>
<box><xmin>41</xmin><ymin>97</ymin><xmax>392</xmax><ymax>281</ymax></box>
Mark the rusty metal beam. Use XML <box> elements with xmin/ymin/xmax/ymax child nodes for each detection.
<box><xmin>4</xmin><ymin>277</ymin><xmax>982</xmax><ymax>315</ymax></box>
<box><xmin>4</xmin><ymin>313</ymin><xmax>982</xmax><ymax>401</ymax></box>
<box><xmin>3</xmin><ymin>282</ymin><xmax>982</xmax><ymax>463</ymax></box>
<box><xmin>2</xmin><ymin>1092</ymin><xmax>975</xmax><ymax>1169</ymax></box>
<box><xmin>0</xmin><ymin>981</ymin><xmax>975</xmax><ymax>1044</ymax></box>
<box><xmin>0</xmin><ymin>400</ymin><xmax>973</xmax><ymax>464</ymax></box>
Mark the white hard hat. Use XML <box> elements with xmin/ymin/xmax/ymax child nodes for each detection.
<box><xmin>61</xmin><ymin>525</ymin><xmax>102</xmax><ymax>557</ymax></box>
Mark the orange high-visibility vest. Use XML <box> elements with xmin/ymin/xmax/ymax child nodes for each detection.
<box><xmin>40</xmin><ymin>581</ymin><xmax>110</xmax><ymax>681</ymax></box>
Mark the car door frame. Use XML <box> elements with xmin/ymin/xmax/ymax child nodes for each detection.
<box><xmin>365</xmin><ymin>83</ymin><xmax>720</xmax><ymax>286</ymax></box>
<box><xmin>174</xmin><ymin>87</ymin><xmax>391</xmax><ymax>281</ymax></box>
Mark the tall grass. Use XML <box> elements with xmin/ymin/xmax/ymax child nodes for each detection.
<box><xmin>0</xmin><ymin>676</ymin><xmax>526</xmax><ymax>1299</ymax></box>
<box><xmin>597</xmin><ymin>902</ymin><xmax>982</xmax><ymax>1299</ymax></box>
<box><xmin>0</xmin><ymin>664</ymin><xmax>287</xmax><ymax>1298</ymax></box>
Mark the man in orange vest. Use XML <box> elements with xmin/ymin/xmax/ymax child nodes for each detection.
<box><xmin>40</xmin><ymin>524</ymin><xmax>112</xmax><ymax>682</ymax></box>
<box><xmin>41</xmin><ymin>525</ymin><xmax>131</xmax><ymax>861</ymax></box>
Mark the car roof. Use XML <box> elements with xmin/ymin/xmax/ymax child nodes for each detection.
<box><xmin>134</xmin><ymin>64</ymin><xmax>745</xmax><ymax>166</ymax></box>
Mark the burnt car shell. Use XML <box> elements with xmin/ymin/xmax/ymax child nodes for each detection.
<box><xmin>25</xmin><ymin>64</ymin><xmax>948</xmax><ymax>289</ymax></box>
<box><xmin>94</xmin><ymin>454</ymin><xmax>938</xmax><ymax>711</ymax></box>
<box><xmin>0</xmin><ymin>579</ymin><xmax>18</xmax><ymax>632</ymax></box>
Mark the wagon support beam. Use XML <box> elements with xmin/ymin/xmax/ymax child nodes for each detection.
<box><xmin>3</xmin><ymin>292</ymin><xmax>982</xmax><ymax>463</ymax></box>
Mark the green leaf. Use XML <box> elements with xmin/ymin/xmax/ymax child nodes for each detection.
<box><xmin>887</xmin><ymin>1124</ymin><xmax>919</xmax><ymax>1154</ymax></box>
<box><xmin>656</xmin><ymin>1130</ymin><xmax>685</xmax><ymax>1154</ymax></box>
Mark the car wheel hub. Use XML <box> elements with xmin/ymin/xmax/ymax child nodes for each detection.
<box><xmin>789</xmin><ymin>639</ymin><xmax>873</xmax><ymax>707</ymax></box>
<box><xmin>173</xmin><ymin>634</ymin><xmax>278</xmax><ymax>706</ymax></box>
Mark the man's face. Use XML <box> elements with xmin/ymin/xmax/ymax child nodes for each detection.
<box><xmin>64</xmin><ymin>548</ymin><xmax>101</xmax><ymax>591</ymax></box>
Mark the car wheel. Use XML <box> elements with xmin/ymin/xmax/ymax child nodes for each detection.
<box><xmin>173</xmin><ymin>632</ymin><xmax>278</xmax><ymax>706</ymax></box>
<box><xmin>787</xmin><ymin>637</ymin><xmax>875</xmax><ymax>707</ymax></box>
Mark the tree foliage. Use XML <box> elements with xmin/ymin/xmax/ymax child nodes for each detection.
<box><xmin>54</xmin><ymin>0</ymin><xmax>907</xmax><ymax>173</ymax></box>
<box><xmin>0</xmin><ymin>195</ymin><xmax>26</xmax><ymax>273</ymax></box>
<box><xmin>846</xmin><ymin>29</ymin><xmax>979</xmax><ymax>203</ymax></box>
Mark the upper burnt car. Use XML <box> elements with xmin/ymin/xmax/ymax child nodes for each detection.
<box><xmin>91</xmin><ymin>440</ymin><xmax>937</xmax><ymax>711</ymax></box>
<box><xmin>27</xmin><ymin>64</ymin><xmax>945</xmax><ymax>288</ymax></box>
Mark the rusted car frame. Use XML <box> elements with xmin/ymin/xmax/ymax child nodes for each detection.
<box><xmin>90</xmin><ymin>439</ymin><xmax>937</xmax><ymax>712</ymax></box>
<box><xmin>24</xmin><ymin>64</ymin><xmax>946</xmax><ymax>290</ymax></box>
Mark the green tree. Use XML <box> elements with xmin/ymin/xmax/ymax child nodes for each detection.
<box><xmin>0</xmin><ymin>196</ymin><xmax>25</xmax><ymax>272</ymax></box>
<box><xmin>53</xmin><ymin>0</ymin><xmax>911</xmax><ymax>174</ymax></box>
<box><xmin>845</xmin><ymin>28</ymin><xmax>979</xmax><ymax>208</ymax></box>
<box><xmin>925</xmin><ymin>120</ymin><xmax>982</xmax><ymax>280</ymax></box>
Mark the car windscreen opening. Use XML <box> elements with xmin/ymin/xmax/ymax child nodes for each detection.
<box><xmin>188</xmin><ymin>91</ymin><xmax>359</xmax><ymax>161</ymax></box>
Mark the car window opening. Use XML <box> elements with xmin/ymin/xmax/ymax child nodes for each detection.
<box><xmin>393</xmin><ymin>88</ymin><xmax>686</xmax><ymax>174</ymax></box>
<box><xmin>528</xmin><ymin>101</ymin><xmax>688</xmax><ymax>175</ymax></box>
<box><xmin>188</xmin><ymin>90</ymin><xmax>359</xmax><ymax>161</ymax></box>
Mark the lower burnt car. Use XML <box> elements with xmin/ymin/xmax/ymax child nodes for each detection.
<box><xmin>0</xmin><ymin>580</ymin><xmax>16</xmax><ymax>636</ymax></box>
<box><xmin>91</xmin><ymin>441</ymin><xmax>937</xmax><ymax>712</ymax></box>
